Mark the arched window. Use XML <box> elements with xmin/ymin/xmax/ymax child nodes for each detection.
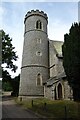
<box><xmin>36</xmin><ymin>20</ymin><xmax>42</xmax><ymax>29</ymax></box>
<box><xmin>58</xmin><ymin>83</ymin><xmax>62</xmax><ymax>99</ymax></box>
<box><xmin>54</xmin><ymin>86</ymin><xmax>57</xmax><ymax>100</ymax></box>
<box><xmin>36</xmin><ymin>73</ymin><xmax>42</xmax><ymax>86</ymax></box>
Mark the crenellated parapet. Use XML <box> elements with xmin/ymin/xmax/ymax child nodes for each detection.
<box><xmin>24</xmin><ymin>9</ymin><xmax>48</xmax><ymax>23</ymax></box>
<box><xmin>19</xmin><ymin>9</ymin><xmax>49</xmax><ymax>98</ymax></box>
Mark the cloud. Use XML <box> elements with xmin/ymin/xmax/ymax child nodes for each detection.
<box><xmin>48</xmin><ymin>19</ymin><xmax>71</xmax><ymax>41</ymax></box>
<box><xmin>1</xmin><ymin>0</ymin><xmax>45</xmax><ymax>2</ymax></box>
<box><xmin>1</xmin><ymin>2</ymin><xmax>78</xmax><ymax>77</ymax></box>
<box><xmin>47</xmin><ymin>2</ymin><xmax>78</xmax><ymax>41</ymax></box>
<box><xmin>1</xmin><ymin>3</ymin><xmax>24</xmax><ymax>77</ymax></box>
<box><xmin>78</xmin><ymin>1</ymin><xmax>80</xmax><ymax>22</ymax></box>
<box><xmin>2</xmin><ymin>23</ymin><xmax>24</xmax><ymax>77</ymax></box>
<box><xmin>0</xmin><ymin>5</ymin><xmax>4</xmax><ymax>28</ymax></box>
<box><xmin>1</xmin><ymin>0</ymin><xmax>80</xmax><ymax>2</ymax></box>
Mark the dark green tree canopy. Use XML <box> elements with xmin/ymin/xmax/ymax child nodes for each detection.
<box><xmin>1</xmin><ymin>30</ymin><xmax>18</xmax><ymax>72</ymax></box>
<box><xmin>1</xmin><ymin>30</ymin><xmax>19</xmax><ymax>94</ymax></box>
<box><xmin>62</xmin><ymin>22</ymin><xmax>80</xmax><ymax>101</ymax></box>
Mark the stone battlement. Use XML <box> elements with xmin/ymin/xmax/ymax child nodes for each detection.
<box><xmin>24</xmin><ymin>9</ymin><xmax>48</xmax><ymax>23</ymax></box>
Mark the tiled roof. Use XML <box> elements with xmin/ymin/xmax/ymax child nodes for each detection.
<box><xmin>49</xmin><ymin>40</ymin><xmax>63</xmax><ymax>55</ymax></box>
<box><xmin>44</xmin><ymin>72</ymin><xmax>66</xmax><ymax>86</ymax></box>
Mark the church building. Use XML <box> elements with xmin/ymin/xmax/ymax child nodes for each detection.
<box><xmin>19</xmin><ymin>10</ymin><xmax>73</xmax><ymax>100</ymax></box>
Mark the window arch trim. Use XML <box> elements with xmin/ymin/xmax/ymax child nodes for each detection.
<box><xmin>36</xmin><ymin>20</ymin><xmax>42</xmax><ymax>30</ymax></box>
<box><xmin>36</xmin><ymin>73</ymin><xmax>42</xmax><ymax>86</ymax></box>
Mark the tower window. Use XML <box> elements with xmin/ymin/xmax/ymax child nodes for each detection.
<box><xmin>37</xmin><ymin>51</ymin><xmax>41</xmax><ymax>55</ymax></box>
<box><xmin>57</xmin><ymin>83</ymin><xmax>62</xmax><ymax>99</ymax></box>
<box><xmin>36</xmin><ymin>73</ymin><xmax>42</xmax><ymax>86</ymax></box>
<box><xmin>36</xmin><ymin>20</ymin><xmax>42</xmax><ymax>29</ymax></box>
<box><xmin>37</xmin><ymin>38</ymin><xmax>41</xmax><ymax>44</ymax></box>
<box><xmin>36</xmin><ymin>51</ymin><xmax>42</xmax><ymax>56</ymax></box>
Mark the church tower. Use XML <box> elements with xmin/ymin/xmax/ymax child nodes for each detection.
<box><xmin>19</xmin><ymin>10</ymin><xmax>49</xmax><ymax>99</ymax></box>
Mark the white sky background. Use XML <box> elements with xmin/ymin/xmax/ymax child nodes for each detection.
<box><xmin>0</xmin><ymin>1</ymin><xmax>79</xmax><ymax>77</ymax></box>
<box><xmin>78</xmin><ymin>1</ymin><xmax>80</xmax><ymax>21</ymax></box>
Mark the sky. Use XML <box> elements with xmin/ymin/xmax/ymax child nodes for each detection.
<box><xmin>78</xmin><ymin>1</ymin><xmax>80</xmax><ymax>21</ymax></box>
<box><xmin>0</xmin><ymin>1</ymin><xmax>79</xmax><ymax>77</ymax></box>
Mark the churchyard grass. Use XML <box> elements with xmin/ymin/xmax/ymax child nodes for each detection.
<box><xmin>15</xmin><ymin>98</ymin><xmax>80</xmax><ymax>119</ymax></box>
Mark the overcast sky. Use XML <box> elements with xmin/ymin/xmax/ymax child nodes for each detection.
<box><xmin>0</xmin><ymin>1</ymin><xmax>79</xmax><ymax>77</ymax></box>
<box><xmin>78</xmin><ymin>1</ymin><xmax>80</xmax><ymax>21</ymax></box>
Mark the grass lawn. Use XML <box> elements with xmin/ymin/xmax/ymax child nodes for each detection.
<box><xmin>15</xmin><ymin>98</ymin><xmax>80</xmax><ymax>120</ymax></box>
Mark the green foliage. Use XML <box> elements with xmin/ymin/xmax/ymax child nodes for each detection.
<box><xmin>16</xmin><ymin>98</ymin><xmax>80</xmax><ymax>119</ymax></box>
<box><xmin>2</xmin><ymin>69</ymin><xmax>11</xmax><ymax>82</ymax></box>
<box><xmin>2</xmin><ymin>81</ymin><xmax>12</xmax><ymax>91</ymax></box>
<box><xmin>11</xmin><ymin>74</ymin><xmax>20</xmax><ymax>96</ymax></box>
<box><xmin>2</xmin><ymin>73</ymin><xmax>20</xmax><ymax>95</ymax></box>
<box><xmin>62</xmin><ymin>23</ymin><xmax>80</xmax><ymax>101</ymax></box>
<box><xmin>0</xmin><ymin>29</ymin><xmax>18</xmax><ymax>92</ymax></box>
<box><xmin>1</xmin><ymin>30</ymin><xmax>18</xmax><ymax>72</ymax></box>
<box><xmin>2</xmin><ymin>69</ymin><xmax>12</xmax><ymax>91</ymax></box>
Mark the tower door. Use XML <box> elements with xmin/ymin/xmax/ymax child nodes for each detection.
<box><xmin>58</xmin><ymin>83</ymin><xmax>62</xmax><ymax>99</ymax></box>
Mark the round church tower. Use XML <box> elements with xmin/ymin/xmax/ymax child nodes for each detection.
<box><xmin>19</xmin><ymin>10</ymin><xmax>49</xmax><ymax>99</ymax></box>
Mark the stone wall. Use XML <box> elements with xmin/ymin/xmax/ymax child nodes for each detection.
<box><xmin>44</xmin><ymin>79</ymin><xmax>73</xmax><ymax>100</ymax></box>
<box><xmin>19</xmin><ymin>10</ymin><xmax>49</xmax><ymax>97</ymax></box>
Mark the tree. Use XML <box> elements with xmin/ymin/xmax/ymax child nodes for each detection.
<box><xmin>11</xmin><ymin>74</ymin><xmax>20</xmax><ymax>96</ymax></box>
<box><xmin>62</xmin><ymin>22</ymin><xmax>80</xmax><ymax>101</ymax></box>
<box><xmin>2</xmin><ymin>30</ymin><xmax>18</xmax><ymax>72</ymax></box>
<box><xmin>0</xmin><ymin>30</ymin><xmax>18</xmax><ymax>89</ymax></box>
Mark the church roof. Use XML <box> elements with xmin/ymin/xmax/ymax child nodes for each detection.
<box><xmin>44</xmin><ymin>72</ymin><xmax>66</xmax><ymax>86</ymax></box>
<box><xmin>49</xmin><ymin>40</ymin><xmax>63</xmax><ymax>56</ymax></box>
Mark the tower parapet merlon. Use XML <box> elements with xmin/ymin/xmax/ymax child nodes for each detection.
<box><xmin>24</xmin><ymin>9</ymin><xmax>48</xmax><ymax>23</ymax></box>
